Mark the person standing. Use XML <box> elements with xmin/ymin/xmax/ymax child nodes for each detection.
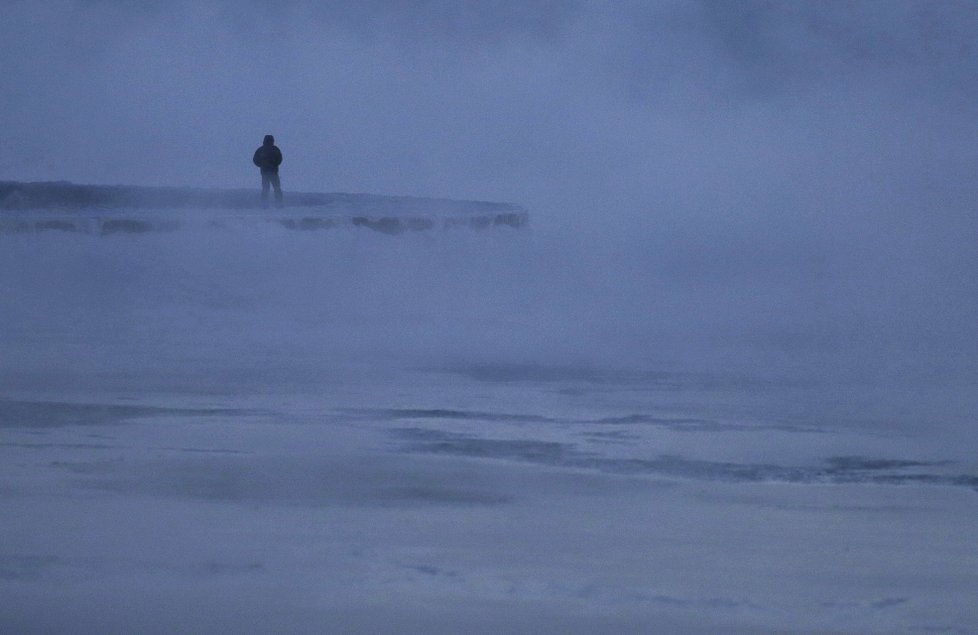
<box><xmin>253</xmin><ymin>134</ymin><xmax>283</xmax><ymax>207</ymax></box>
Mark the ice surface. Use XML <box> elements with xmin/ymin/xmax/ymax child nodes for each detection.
<box><xmin>1</xmin><ymin>217</ymin><xmax>976</xmax><ymax>634</ymax></box>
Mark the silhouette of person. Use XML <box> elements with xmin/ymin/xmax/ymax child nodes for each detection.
<box><xmin>253</xmin><ymin>134</ymin><xmax>283</xmax><ymax>207</ymax></box>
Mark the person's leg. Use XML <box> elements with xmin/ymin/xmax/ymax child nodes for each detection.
<box><xmin>261</xmin><ymin>174</ymin><xmax>271</xmax><ymax>207</ymax></box>
<box><xmin>270</xmin><ymin>173</ymin><xmax>283</xmax><ymax>206</ymax></box>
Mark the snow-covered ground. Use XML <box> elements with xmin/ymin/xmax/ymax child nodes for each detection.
<box><xmin>1</xmin><ymin>220</ymin><xmax>976</xmax><ymax>633</ymax></box>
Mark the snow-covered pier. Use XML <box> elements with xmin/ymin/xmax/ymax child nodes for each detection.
<box><xmin>0</xmin><ymin>181</ymin><xmax>528</xmax><ymax>235</ymax></box>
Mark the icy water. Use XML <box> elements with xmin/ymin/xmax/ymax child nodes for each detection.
<box><xmin>1</xmin><ymin>220</ymin><xmax>976</xmax><ymax>634</ymax></box>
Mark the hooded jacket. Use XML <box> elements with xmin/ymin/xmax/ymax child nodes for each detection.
<box><xmin>253</xmin><ymin>135</ymin><xmax>283</xmax><ymax>174</ymax></box>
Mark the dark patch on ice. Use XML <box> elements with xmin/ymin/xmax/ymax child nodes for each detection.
<box><xmin>0</xmin><ymin>555</ymin><xmax>61</xmax><ymax>580</ymax></box>
<box><xmin>72</xmin><ymin>454</ymin><xmax>513</xmax><ymax>508</ymax></box>
<box><xmin>594</xmin><ymin>414</ymin><xmax>741</xmax><ymax>432</ymax></box>
<box><xmin>580</xmin><ymin>455</ymin><xmax>978</xmax><ymax>490</ymax></box>
<box><xmin>155</xmin><ymin>447</ymin><xmax>255</xmax><ymax>455</ymax></box>
<box><xmin>591</xmin><ymin>413</ymin><xmax>828</xmax><ymax>434</ymax></box>
<box><xmin>351</xmin><ymin>406</ymin><xmax>820</xmax><ymax>435</ymax></box>
<box><xmin>277</xmin><ymin>217</ymin><xmax>337</xmax><ymax>231</ymax></box>
<box><xmin>343</xmin><ymin>407</ymin><xmax>557</xmax><ymax>424</ymax></box>
<box><xmin>444</xmin><ymin>363</ymin><xmax>675</xmax><ymax>385</ymax></box>
<box><xmin>51</xmin><ymin>459</ymin><xmax>126</xmax><ymax>475</ymax></box>
<box><xmin>579</xmin><ymin>430</ymin><xmax>641</xmax><ymax>444</ymax></box>
<box><xmin>911</xmin><ymin>626</ymin><xmax>961</xmax><ymax>634</ymax></box>
<box><xmin>0</xmin><ymin>442</ymin><xmax>118</xmax><ymax>450</ymax></box>
<box><xmin>399</xmin><ymin>563</ymin><xmax>460</xmax><ymax>579</ymax></box>
<box><xmin>597</xmin><ymin>414</ymin><xmax>713</xmax><ymax>426</ymax></box>
<box><xmin>393</xmin><ymin>428</ymin><xmax>978</xmax><ymax>491</ymax></box>
<box><xmin>0</xmin><ymin>399</ymin><xmax>249</xmax><ymax>429</ymax></box>
<box><xmin>393</xmin><ymin>427</ymin><xmax>569</xmax><ymax>463</ymax></box>
<box><xmin>100</xmin><ymin>218</ymin><xmax>179</xmax><ymax>235</ymax></box>
<box><xmin>822</xmin><ymin>597</ymin><xmax>909</xmax><ymax>610</ymax></box>
<box><xmin>824</xmin><ymin>456</ymin><xmax>948</xmax><ymax>471</ymax></box>
<box><xmin>699</xmin><ymin>493</ymin><xmax>928</xmax><ymax>513</ymax></box>
<box><xmin>374</xmin><ymin>486</ymin><xmax>511</xmax><ymax>505</ymax></box>
<box><xmin>582</xmin><ymin>588</ymin><xmax>763</xmax><ymax>612</ymax></box>
<box><xmin>441</xmin><ymin>363</ymin><xmax>797</xmax><ymax>391</ymax></box>
<box><xmin>590</xmin><ymin>413</ymin><xmax>832</xmax><ymax>435</ymax></box>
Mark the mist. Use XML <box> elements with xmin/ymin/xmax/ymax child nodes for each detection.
<box><xmin>2</xmin><ymin>2</ymin><xmax>978</xmax><ymax>633</ymax></box>
<box><xmin>4</xmin><ymin>1</ymin><xmax>976</xmax><ymax>372</ymax></box>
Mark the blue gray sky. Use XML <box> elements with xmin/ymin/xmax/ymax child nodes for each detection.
<box><xmin>2</xmin><ymin>1</ymin><xmax>975</xmax><ymax>212</ymax></box>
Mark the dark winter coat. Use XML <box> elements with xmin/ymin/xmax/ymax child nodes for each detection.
<box><xmin>253</xmin><ymin>142</ymin><xmax>283</xmax><ymax>174</ymax></box>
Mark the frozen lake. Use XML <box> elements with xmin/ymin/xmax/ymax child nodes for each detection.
<box><xmin>5</xmin><ymin>1</ymin><xmax>978</xmax><ymax>631</ymax></box>
<box><xmin>1</xmin><ymin>218</ymin><xmax>976</xmax><ymax>634</ymax></box>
